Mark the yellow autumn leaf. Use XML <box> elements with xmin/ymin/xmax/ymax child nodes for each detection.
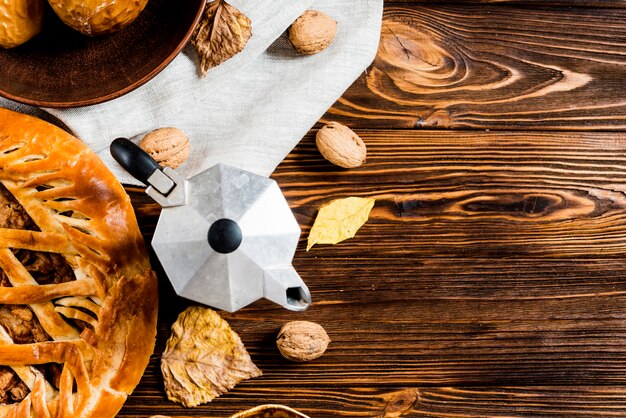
<box><xmin>307</xmin><ymin>197</ymin><xmax>376</xmax><ymax>250</ymax></box>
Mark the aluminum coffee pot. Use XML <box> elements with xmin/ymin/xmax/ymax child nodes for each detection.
<box><xmin>110</xmin><ymin>138</ymin><xmax>311</xmax><ymax>312</ymax></box>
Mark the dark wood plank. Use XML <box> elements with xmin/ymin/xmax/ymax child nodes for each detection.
<box><xmin>324</xmin><ymin>5</ymin><xmax>626</xmax><ymax>130</ymax></box>
<box><xmin>120</xmin><ymin>386</ymin><xmax>626</xmax><ymax>417</ymax></box>
<box><xmin>120</xmin><ymin>255</ymin><xmax>626</xmax><ymax>415</ymax></box>
<box><xmin>131</xmin><ymin>257</ymin><xmax>626</xmax><ymax>385</ymax></box>
<box><xmin>120</xmin><ymin>2</ymin><xmax>626</xmax><ymax>415</ymax></box>
<box><xmin>122</xmin><ymin>129</ymin><xmax>626</xmax><ymax>415</ymax></box>
<box><xmin>390</xmin><ymin>0</ymin><xmax>626</xmax><ymax>7</ymax></box>
<box><xmin>280</xmin><ymin>130</ymin><xmax>626</xmax><ymax>258</ymax></box>
<box><xmin>130</xmin><ymin>130</ymin><xmax>626</xmax><ymax>258</ymax></box>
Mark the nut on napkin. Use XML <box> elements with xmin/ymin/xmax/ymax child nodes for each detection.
<box><xmin>140</xmin><ymin>127</ymin><xmax>190</xmax><ymax>169</ymax></box>
<box><xmin>289</xmin><ymin>10</ymin><xmax>337</xmax><ymax>55</ymax></box>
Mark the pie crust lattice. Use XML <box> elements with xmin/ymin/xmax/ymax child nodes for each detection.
<box><xmin>0</xmin><ymin>108</ymin><xmax>158</xmax><ymax>417</ymax></box>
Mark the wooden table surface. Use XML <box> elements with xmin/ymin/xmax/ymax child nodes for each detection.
<box><xmin>120</xmin><ymin>1</ymin><xmax>626</xmax><ymax>416</ymax></box>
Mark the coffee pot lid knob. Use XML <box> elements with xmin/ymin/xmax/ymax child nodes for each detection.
<box><xmin>208</xmin><ymin>219</ymin><xmax>242</xmax><ymax>254</ymax></box>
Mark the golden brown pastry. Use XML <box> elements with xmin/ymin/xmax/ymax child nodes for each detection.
<box><xmin>47</xmin><ymin>0</ymin><xmax>149</xmax><ymax>36</ymax></box>
<box><xmin>0</xmin><ymin>108</ymin><xmax>157</xmax><ymax>417</ymax></box>
<box><xmin>0</xmin><ymin>0</ymin><xmax>45</xmax><ymax>48</ymax></box>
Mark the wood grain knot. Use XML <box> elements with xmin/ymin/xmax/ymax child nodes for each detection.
<box><xmin>459</xmin><ymin>193</ymin><xmax>563</xmax><ymax>218</ymax></box>
<box><xmin>360</xmin><ymin>8</ymin><xmax>597</xmax><ymax>128</ymax></box>
<box><xmin>418</xmin><ymin>109</ymin><xmax>450</xmax><ymax>128</ymax></box>
<box><xmin>381</xmin><ymin>388</ymin><xmax>419</xmax><ymax>417</ymax></box>
<box><xmin>375</xmin><ymin>18</ymin><xmax>471</xmax><ymax>125</ymax></box>
<box><xmin>392</xmin><ymin>189</ymin><xmax>599</xmax><ymax>222</ymax></box>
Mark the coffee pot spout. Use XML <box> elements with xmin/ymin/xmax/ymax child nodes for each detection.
<box><xmin>264</xmin><ymin>266</ymin><xmax>311</xmax><ymax>311</ymax></box>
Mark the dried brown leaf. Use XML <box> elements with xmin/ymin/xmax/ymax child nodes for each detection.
<box><xmin>192</xmin><ymin>0</ymin><xmax>252</xmax><ymax>77</ymax></box>
<box><xmin>161</xmin><ymin>306</ymin><xmax>262</xmax><ymax>407</ymax></box>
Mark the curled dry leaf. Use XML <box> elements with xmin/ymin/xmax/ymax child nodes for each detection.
<box><xmin>307</xmin><ymin>197</ymin><xmax>376</xmax><ymax>250</ymax></box>
<box><xmin>192</xmin><ymin>0</ymin><xmax>252</xmax><ymax>77</ymax></box>
<box><xmin>161</xmin><ymin>306</ymin><xmax>262</xmax><ymax>407</ymax></box>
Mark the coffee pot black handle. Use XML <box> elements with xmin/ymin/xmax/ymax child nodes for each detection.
<box><xmin>110</xmin><ymin>137</ymin><xmax>162</xmax><ymax>185</ymax></box>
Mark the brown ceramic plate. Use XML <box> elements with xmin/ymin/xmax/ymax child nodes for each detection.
<box><xmin>0</xmin><ymin>0</ymin><xmax>205</xmax><ymax>108</ymax></box>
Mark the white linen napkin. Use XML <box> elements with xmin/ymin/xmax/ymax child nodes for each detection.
<box><xmin>1</xmin><ymin>0</ymin><xmax>383</xmax><ymax>185</ymax></box>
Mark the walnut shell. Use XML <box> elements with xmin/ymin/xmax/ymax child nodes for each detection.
<box><xmin>288</xmin><ymin>10</ymin><xmax>337</xmax><ymax>55</ymax></box>
<box><xmin>316</xmin><ymin>122</ymin><xmax>366</xmax><ymax>168</ymax></box>
<box><xmin>47</xmin><ymin>0</ymin><xmax>149</xmax><ymax>36</ymax></box>
<box><xmin>140</xmin><ymin>127</ymin><xmax>190</xmax><ymax>169</ymax></box>
<box><xmin>276</xmin><ymin>321</ymin><xmax>330</xmax><ymax>362</ymax></box>
<box><xmin>0</xmin><ymin>0</ymin><xmax>44</xmax><ymax>49</ymax></box>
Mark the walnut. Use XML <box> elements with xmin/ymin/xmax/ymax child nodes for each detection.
<box><xmin>288</xmin><ymin>10</ymin><xmax>337</xmax><ymax>55</ymax></box>
<box><xmin>140</xmin><ymin>128</ymin><xmax>190</xmax><ymax>169</ymax></box>
<box><xmin>276</xmin><ymin>321</ymin><xmax>330</xmax><ymax>362</ymax></box>
<box><xmin>316</xmin><ymin>122</ymin><xmax>366</xmax><ymax>168</ymax></box>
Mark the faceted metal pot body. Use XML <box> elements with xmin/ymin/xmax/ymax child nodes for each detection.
<box><xmin>151</xmin><ymin>164</ymin><xmax>311</xmax><ymax>312</ymax></box>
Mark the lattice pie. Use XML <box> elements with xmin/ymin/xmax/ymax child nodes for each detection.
<box><xmin>0</xmin><ymin>108</ymin><xmax>158</xmax><ymax>417</ymax></box>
